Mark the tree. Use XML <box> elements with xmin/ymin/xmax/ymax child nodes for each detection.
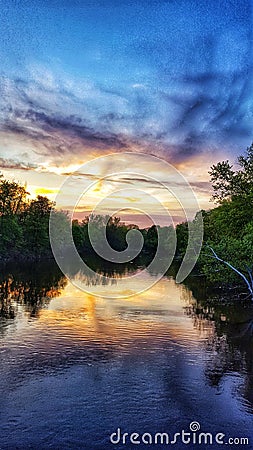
<box><xmin>204</xmin><ymin>242</ymin><xmax>253</xmax><ymax>300</ymax></box>
<box><xmin>145</xmin><ymin>225</ymin><xmax>158</xmax><ymax>253</ymax></box>
<box><xmin>23</xmin><ymin>196</ymin><xmax>55</xmax><ymax>253</ymax></box>
<box><xmin>0</xmin><ymin>178</ymin><xmax>29</xmax><ymax>215</ymax></box>
<box><xmin>0</xmin><ymin>177</ymin><xmax>28</xmax><ymax>253</ymax></box>
<box><xmin>199</xmin><ymin>143</ymin><xmax>253</xmax><ymax>298</ymax></box>
<box><xmin>176</xmin><ymin>222</ymin><xmax>188</xmax><ymax>257</ymax></box>
<box><xmin>209</xmin><ymin>143</ymin><xmax>253</xmax><ymax>203</ymax></box>
<box><xmin>0</xmin><ymin>215</ymin><xmax>23</xmax><ymax>252</ymax></box>
<box><xmin>72</xmin><ymin>219</ymin><xmax>85</xmax><ymax>249</ymax></box>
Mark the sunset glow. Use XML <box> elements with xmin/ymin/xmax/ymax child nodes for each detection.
<box><xmin>1</xmin><ymin>1</ymin><xmax>252</xmax><ymax>224</ymax></box>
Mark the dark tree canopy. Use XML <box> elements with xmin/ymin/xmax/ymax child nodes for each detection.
<box><xmin>209</xmin><ymin>143</ymin><xmax>253</xmax><ymax>203</ymax></box>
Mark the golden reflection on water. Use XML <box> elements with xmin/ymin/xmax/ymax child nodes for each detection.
<box><xmin>34</xmin><ymin>276</ymin><xmax>214</xmax><ymax>353</ymax></box>
<box><xmin>1</xmin><ymin>265</ymin><xmax>253</xmax><ymax>416</ymax></box>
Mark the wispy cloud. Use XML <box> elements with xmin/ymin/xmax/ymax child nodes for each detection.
<box><xmin>0</xmin><ymin>157</ymin><xmax>38</xmax><ymax>171</ymax></box>
<box><xmin>1</xmin><ymin>38</ymin><xmax>253</xmax><ymax>173</ymax></box>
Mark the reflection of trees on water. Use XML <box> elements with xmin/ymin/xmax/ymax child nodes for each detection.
<box><xmin>203</xmin><ymin>323</ymin><xmax>253</xmax><ymax>412</ymax></box>
<box><xmin>0</xmin><ymin>261</ymin><xmax>67</xmax><ymax>320</ymax></box>
<box><xmin>0</xmin><ymin>256</ymin><xmax>141</xmax><ymax>321</ymax></box>
<box><xmin>1</xmin><ymin>258</ymin><xmax>253</xmax><ymax>411</ymax></box>
<box><xmin>183</xmin><ymin>274</ymin><xmax>253</xmax><ymax>412</ymax></box>
<box><xmin>63</xmin><ymin>251</ymin><xmax>142</xmax><ymax>287</ymax></box>
<box><xmin>0</xmin><ymin>277</ymin><xmax>16</xmax><ymax>319</ymax></box>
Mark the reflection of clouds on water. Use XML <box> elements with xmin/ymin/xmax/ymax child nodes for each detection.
<box><xmin>0</xmin><ymin>261</ymin><xmax>253</xmax><ymax>417</ymax></box>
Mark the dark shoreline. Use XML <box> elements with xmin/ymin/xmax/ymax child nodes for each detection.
<box><xmin>0</xmin><ymin>251</ymin><xmax>55</xmax><ymax>265</ymax></box>
<box><xmin>0</xmin><ymin>251</ymin><xmax>252</xmax><ymax>305</ymax></box>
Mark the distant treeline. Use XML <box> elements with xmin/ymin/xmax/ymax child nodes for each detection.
<box><xmin>0</xmin><ymin>175</ymin><xmax>175</xmax><ymax>260</ymax></box>
<box><xmin>72</xmin><ymin>215</ymin><xmax>174</xmax><ymax>256</ymax></box>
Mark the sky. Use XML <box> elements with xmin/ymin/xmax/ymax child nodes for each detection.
<box><xmin>0</xmin><ymin>0</ymin><xmax>252</xmax><ymax>225</ymax></box>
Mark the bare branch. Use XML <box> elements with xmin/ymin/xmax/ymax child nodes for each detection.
<box><xmin>206</xmin><ymin>245</ymin><xmax>253</xmax><ymax>299</ymax></box>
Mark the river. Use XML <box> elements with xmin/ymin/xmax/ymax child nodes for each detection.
<box><xmin>0</xmin><ymin>260</ymin><xmax>252</xmax><ymax>449</ymax></box>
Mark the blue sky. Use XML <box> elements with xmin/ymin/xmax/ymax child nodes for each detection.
<box><xmin>0</xmin><ymin>0</ymin><xmax>252</xmax><ymax>220</ymax></box>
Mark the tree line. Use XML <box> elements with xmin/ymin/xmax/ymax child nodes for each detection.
<box><xmin>0</xmin><ymin>177</ymin><xmax>55</xmax><ymax>257</ymax></box>
<box><xmin>177</xmin><ymin>143</ymin><xmax>253</xmax><ymax>297</ymax></box>
<box><xmin>0</xmin><ymin>175</ymin><xmax>172</xmax><ymax>260</ymax></box>
<box><xmin>1</xmin><ymin>142</ymin><xmax>253</xmax><ymax>297</ymax></box>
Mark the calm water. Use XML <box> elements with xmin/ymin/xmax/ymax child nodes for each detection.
<box><xmin>0</xmin><ymin>261</ymin><xmax>253</xmax><ymax>449</ymax></box>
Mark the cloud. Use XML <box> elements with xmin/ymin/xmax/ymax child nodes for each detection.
<box><xmin>55</xmin><ymin>168</ymin><xmax>212</xmax><ymax>197</ymax></box>
<box><xmin>0</xmin><ymin>76</ymin><xmax>130</xmax><ymax>160</ymax></box>
<box><xmin>168</xmin><ymin>67</ymin><xmax>253</xmax><ymax>151</ymax></box>
<box><xmin>0</xmin><ymin>157</ymin><xmax>38</xmax><ymax>171</ymax></box>
<box><xmin>1</xmin><ymin>38</ymin><xmax>253</xmax><ymax>173</ymax></box>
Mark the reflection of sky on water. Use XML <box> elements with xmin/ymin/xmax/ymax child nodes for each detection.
<box><xmin>0</xmin><ymin>269</ymin><xmax>252</xmax><ymax>449</ymax></box>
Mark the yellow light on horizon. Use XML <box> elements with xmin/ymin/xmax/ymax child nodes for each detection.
<box><xmin>35</xmin><ymin>187</ymin><xmax>60</xmax><ymax>196</ymax></box>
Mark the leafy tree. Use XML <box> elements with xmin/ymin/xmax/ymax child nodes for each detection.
<box><xmin>0</xmin><ymin>215</ymin><xmax>23</xmax><ymax>251</ymax></box>
<box><xmin>23</xmin><ymin>196</ymin><xmax>55</xmax><ymax>253</ymax></box>
<box><xmin>209</xmin><ymin>143</ymin><xmax>253</xmax><ymax>203</ymax></box>
<box><xmin>72</xmin><ymin>219</ymin><xmax>85</xmax><ymax>249</ymax></box>
<box><xmin>176</xmin><ymin>222</ymin><xmax>188</xmax><ymax>257</ymax></box>
<box><xmin>0</xmin><ymin>177</ymin><xmax>29</xmax><ymax>254</ymax></box>
<box><xmin>145</xmin><ymin>225</ymin><xmax>158</xmax><ymax>253</ymax></box>
<box><xmin>200</xmin><ymin>143</ymin><xmax>253</xmax><ymax>298</ymax></box>
<box><xmin>200</xmin><ymin>231</ymin><xmax>253</xmax><ymax>299</ymax></box>
<box><xmin>0</xmin><ymin>177</ymin><xmax>29</xmax><ymax>215</ymax></box>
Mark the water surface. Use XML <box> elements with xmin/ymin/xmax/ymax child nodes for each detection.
<box><xmin>0</xmin><ymin>261</ymin><xmax>252</xmax><ymax>449</ymax></box>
